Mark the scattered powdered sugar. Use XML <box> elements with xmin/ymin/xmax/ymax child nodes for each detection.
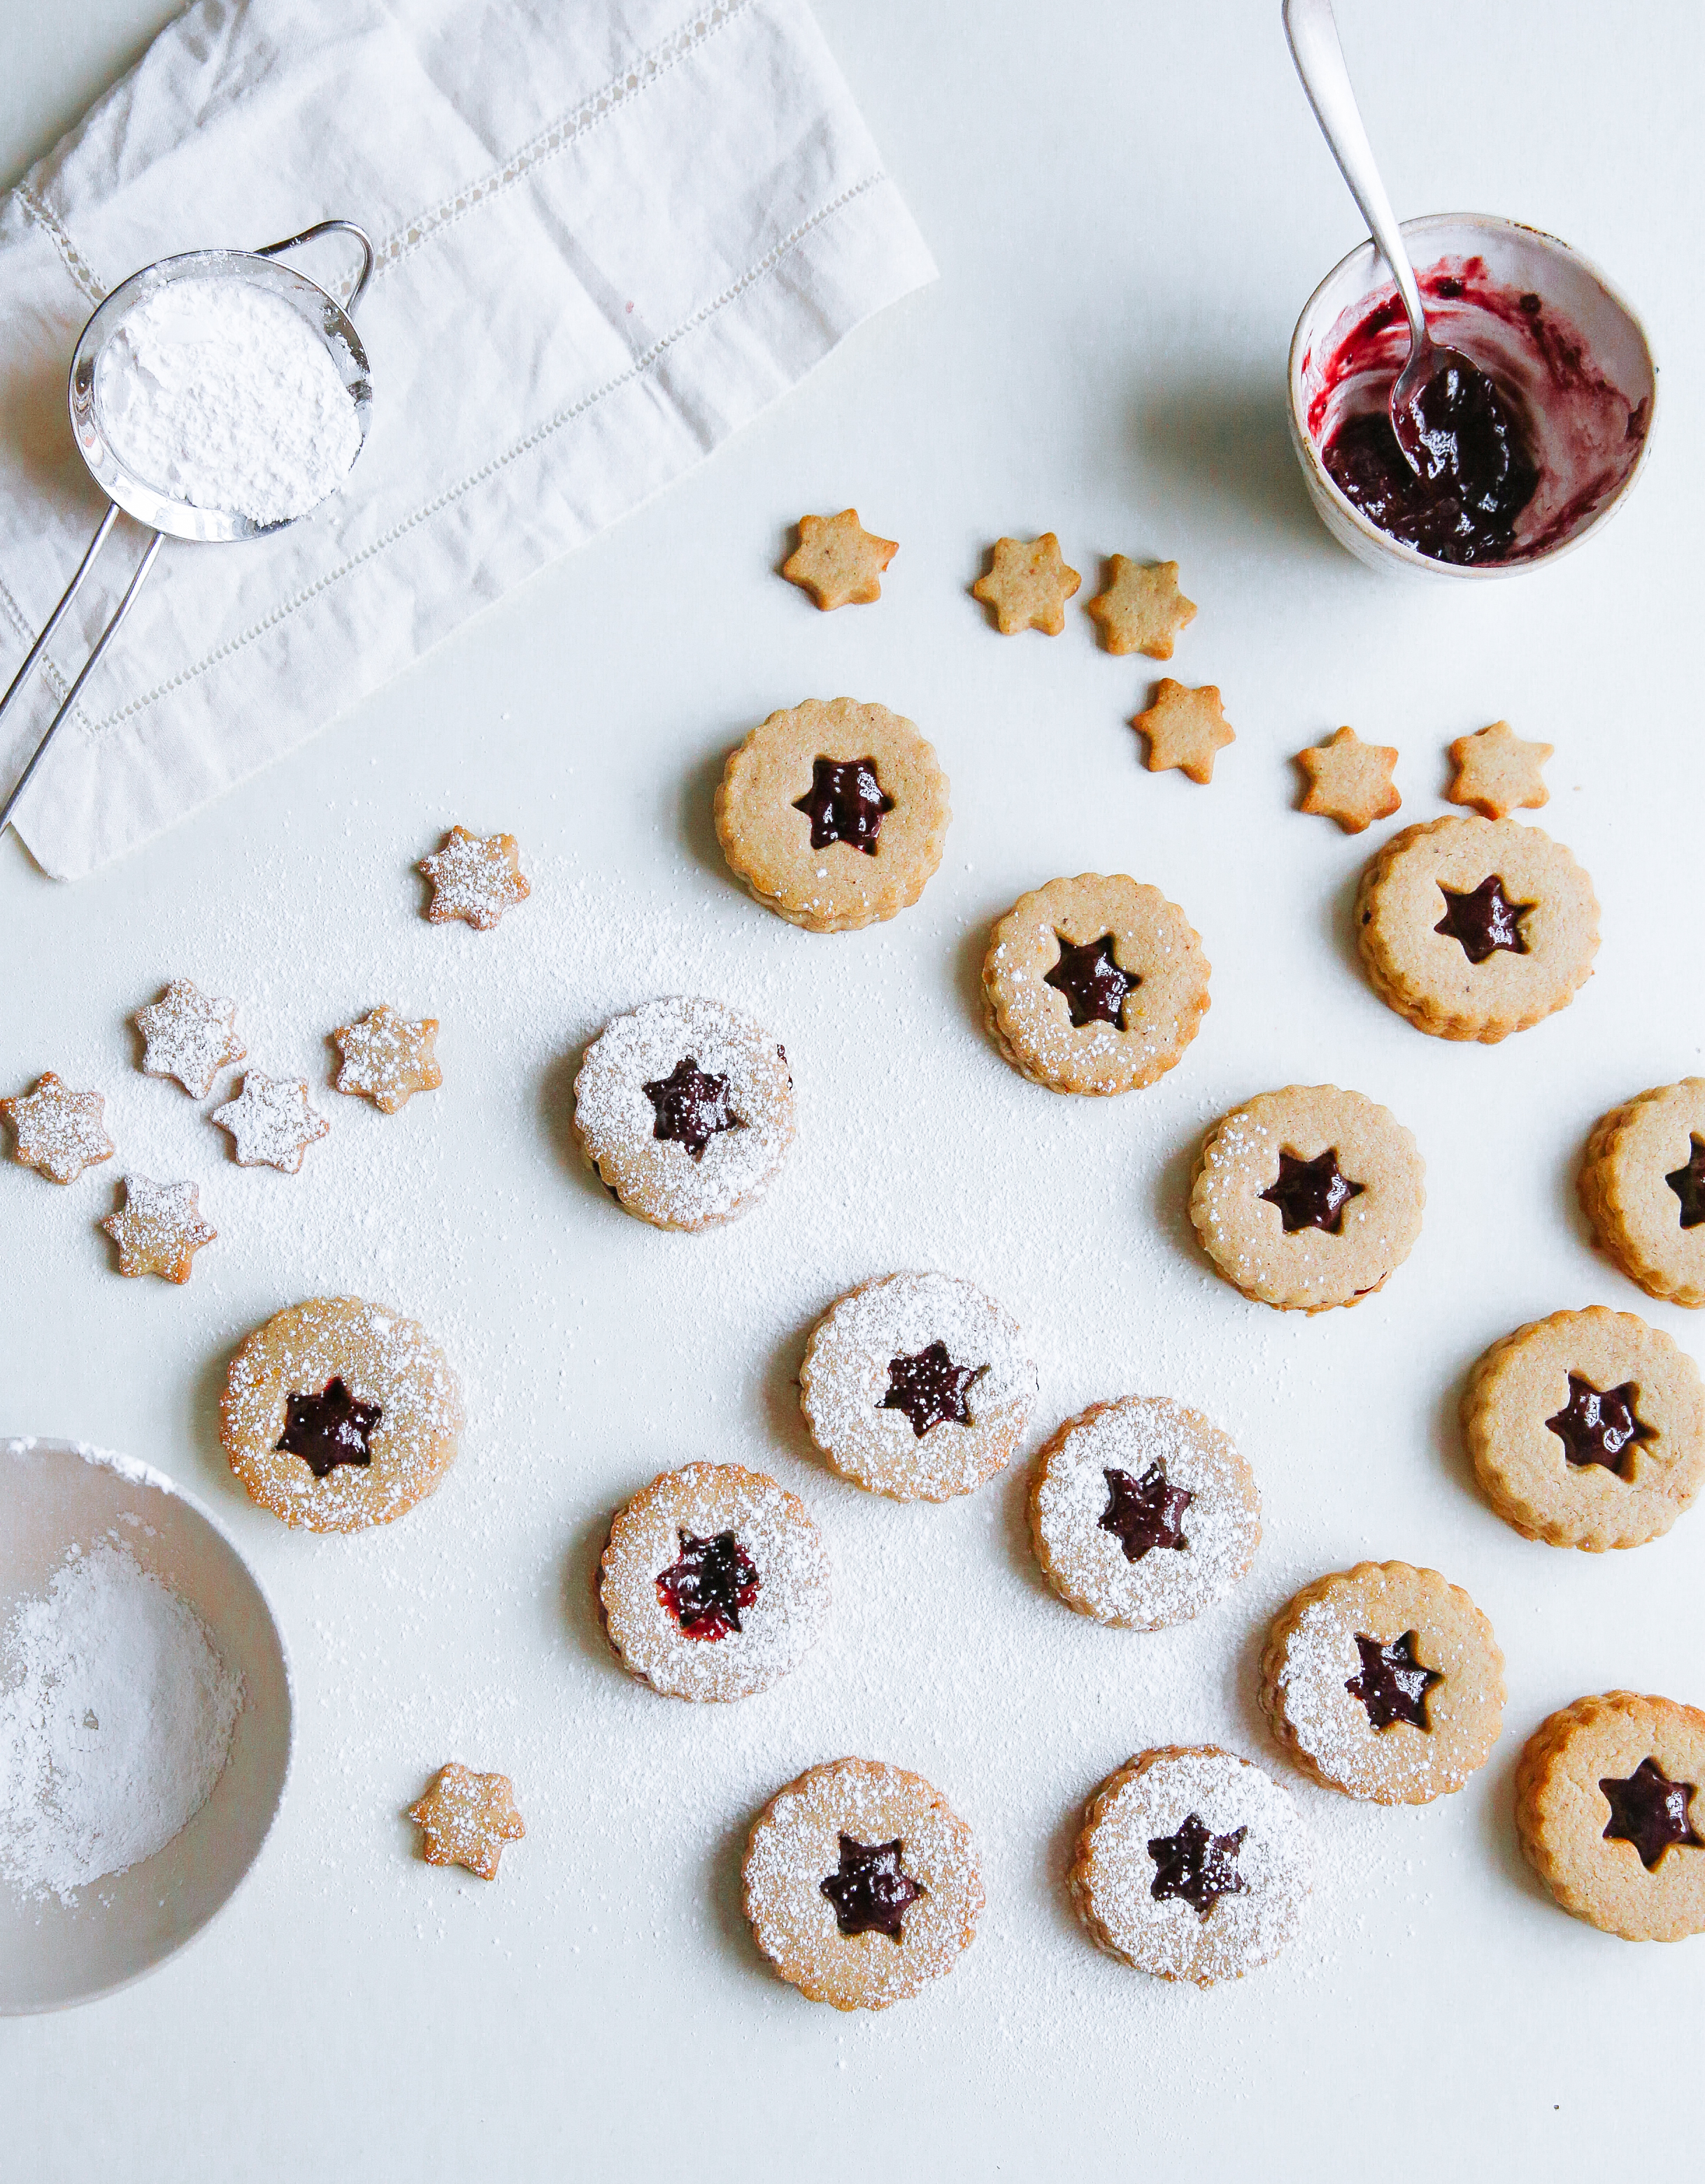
<box><xmin>0</xmin><ymin>1540</ymin><xmax>243</xmax><ymax>1902</ymax></box>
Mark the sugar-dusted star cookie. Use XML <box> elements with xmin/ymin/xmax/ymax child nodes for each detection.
<box><xmin>1294</xmin><ymin>725</ymin><xmax>1401</xmax><ymax>833</ymax></box>
<box><xmin>420</xmin><ymin>825</ymin><xmax>530</xmax><ymax>931</ymax></box>
<box><xmin>1446</xmin><ymin>719</ymin><xmax>1552</xmax><ymax>820</ymax></box>
<box><xmin>331</xmin><ymin>1005</ymin><xmax>441</xmax><ymax>1115</ymax></box>
<box><xmin>408</xmin><ymin>1762</ymin><xmax>525</xmax><ymax>1880</ymax></box>
<box><xmin>134</xmin><ymin>978</ymin><xmax>245</xmax><ymax>1098</ymax></box>
<box><xmin>781</xmin><ymin>508</ymin><xmax>898</xmax><ymax>609</ymax></box>
<box><xmin>973</xmin><ymin>533</ymin><xmax>1081</xmax><ymax>635</ymax></box>
<box><xmin>0</xmin><ymin>1072</ymin><xmax>114</xmax><ymax>1184</ymax></box>
<box><xmin>99</xmin><ymin>1174</ymin><xmax>217</xmax><ymax>1283</ymax></box>
<box><xmin>211</xmin><ymin>1070</ymin><xmax>330</xmax><ymax>1173</ymax></box>
<box><xmin>1085</xmin><ymin>557</ymin><xmax>1197</xmax><ymax>659</ymax></box>
<box><xmin>1132</xmin><ymin>680</ymin><xmax>1235</xmax><ymax>785</ymax></box>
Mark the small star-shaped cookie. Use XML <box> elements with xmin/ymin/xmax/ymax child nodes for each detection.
<box><xmin>0</xmin><ymin>1072</ymin><xmax>114</xmax><ymax>1184</ymax></box>
<box><xmin>99</xmin><ymin>1175</ymin><xmax>217</xmax><ymax>1283</ymax></box>
<box><xmin>331</xmin><ymin>1005</ymin><xmax>442</xmax><ymax>1114</ymax></box>
<box><xmin>781</xmin><ymin>508</ymin><xmax>898</xmax><ymax>609</ymax></box>
<box><xmin>1294</xmin><ymin>726</ymin><xmax>1401</xmax><ymax>833</ymax></box>
<box><xmin>1085</xmin><ymin>557</ymin><xmax>1197</xmax><ymax>659</ymax></box>
<box><xmin>408</xmin><ymin>1762</ymin><xmax>526</xmax><ymax>1880</ymax></box>
<box><xmin>134</xmin><ymin>978</ymin><xmax>245</xmax><ymax>1097</ymax></box>
<box><xmin>420</xmin><ymin>825</ymin><xmax>530</xmax><ymax>931</ymax></box>
<box><xmin>973</xmin><ymin>533</ymin><xmax>1081</xmax><ymax>635</ymax></box>
<box><xmin>211</xmin><ymin>1071</ymin><xmax>330</xmax><ymax>1173</ymax></box>
<box><xmin>1131</xmin><ymin>680</ymin><xmax>1235</xmax><ymax>785</ymax></box>
<box><xmin>1446</xmin><ymin>720</ymin><xmax>1552</xmax><ymax>820</ymax></box>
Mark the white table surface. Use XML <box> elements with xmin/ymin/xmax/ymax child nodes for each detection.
<box><xmin>3</xmin><ymin>3</ymin><xmax>1702</xmax><ymax>2176</ymax></box>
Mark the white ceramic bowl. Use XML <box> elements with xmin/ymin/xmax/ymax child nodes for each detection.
<box><xmin>1288</xmin><ymin>213</ymin><xmax>1656</xmax><ymax>578</ymax></box>
<box><xmin>0</xmin><ymin>1439</ymin><xmax>292</xmax><ymax>2013</ymax></box>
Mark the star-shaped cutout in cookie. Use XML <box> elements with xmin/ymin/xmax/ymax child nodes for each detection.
<box><xmin>973</xmin><ymin>533</ymin><xmax>1081</xmax><ymax>635</ymax></box>
<box><xmin>1148</xmin><ymin>1813</ymin><xmax>1248</xmax><ymax>1919</ymax></box>
<box><xmin>134</xmin><ymin>978</ymin><xmax>245</xmax><ymax>1098</ymax></box>
<box><xmin>211</xmin><ymin>1071</ymin><xmax>330</xmax><ymax>1173</ymax></box>
<box><xmin>1045</xmin><ymin>934</ymin><xmax>1138</xmax><ymax>1029</ymax></box>
<box><xmin>408</xmin><ymin>1762</ymin><xmax>526</xmax><ymax>1881</ymax></box>
<box><xmin>420</xmin><ymin>825</ymin><xmax>530</xmax><ymax>931</ymax></box>
<box><xmin>1446</xmin><ymin>720</ymin><xmax>1553</xmax><ymax>820</ymax></box>
<box><xmin>331</xmin><ymin>1005</ymin><xmax>442</xmax><ymax>1114</ymax></box>
<box><xmin>1099</xmin><ymin>1461</ymin><xmax>1193</xmax><ymax>1562</ymax></box>
<box><xmin>1664</xmin><ymin>1134</ymin><xmax>1705</xmax><ymax>1229</ymax></box>
<box><xmin>880</xmin><ymin>1342</ymin><xmax>983</xmax><ymax>1436</ymax></box>
<box><xmin>791</xmin><ymin>756</ymin><xmax>894</xmax><ymax>853</ymax></box>
<box><xmin>1131</xmin><ymin>680</ymin><xmax>1236</xmax><ymax>785</ymax></box>
<box><xmin>0</xmin><ymin>1072</ymin><xmax>114</xmax><ymax>1185</ymax></box>
<box><xmin>1599</xmin><ymin>1757</ymin><xmax>1703</xmax><ymax>1872</ymax></box>
<box><xmin>1294</xmin><ymin>726</ymin><xmax>1401</xmax><ymax>834</ymax></box>
<box><xmin>820</xmin><ymin>1834</ymin><xmax>925</xmax><ymax>1939</ymax></box>
<box><xmin>655</xmin><ymin>1527</ymin><xmax>761</xmax><ymax>1641</ymax></box>
<box><xmin>1434</xmin><ymin>874</ymin><xmax>1533</xmax><ymax>963</ymax></box>
<box><xmin>1085</xmin><ymin>557</ymin><xmax>1197</xmax><ymax>659</ymax></box>
<box><xmin>1545</xmin><ymin>1373</ymin><xmax>1655</xmax><ymax>1477</ymax></box>
<box><xmin>781</xmin><ymin>508</ymin><xmax>898</xmax><ymax>609</ymax></box>
<box><xmin>642</xmin><ymin>1055</ymin><xmax>743</xmax><ymax>1159</ymax></box>
<box><xmin>99</xmin><ymin>1175</ymin><xmax>216</xmax><ymax>1283</ymax></box>
<box><xmin>1259</xmin><ymin>1148</ymin><xmax>1364</xmax><ymax>1234</ymax></box>
<box><xmin>1346</xmin><ymin>1630</ymin><xmax>1441</xmax><ymax>1732</ymax></box>
<box><xmin>276</xmin><ymin>1376</ymin><xmax>383</xmax><ymax>1477</ymax></box>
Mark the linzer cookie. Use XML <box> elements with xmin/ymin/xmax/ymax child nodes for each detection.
<box><xmin>597</xmin><ymin>1463</ymin><xmax>831</xmax><ymax>1703</ymax></box>
<box><xmin>0</xmin><ymin>1073</ymin><xmax>113</xmax><ymax>1184</ymax></box>
<box><xmin>1260</xmin><ymin>1562</ymin><xmax>1504</xmax><ymax>1804</ymax></box>
<box><xmin>100</xmin><ymin>1176</ymin><xmax>216</xmax><ymax>1283</ymax></box>
<box><xmin>1190</xmin><ymin>1085</ymin><xmax>1424</xmax><ymax>1312</ymax></box>
<box><xmin>742</xmin><ymin>1757</ymin><xmax>983</xmax><ymax>2011</ymax></box>
<box><xmin>1579</xmin><ymin>1080</ymin><xmax>1705</xmax><ymax>1308</ymax></box>
<box><xmin>1355</xmin><ymin>815</ymin><xmax>1598</xmax><ymax>1041</ymax></box>
<box><xmin>798</xmin><ymin>1273</ymin><xmax>1038</xmax><ymax>1501</ymax></box>
<box><xmin>1462</xmin><ymin>1306</ymin><xmax>1705</xmax><ymax>1551</ymax></box>
<box><xmin>220</xmin><ymin>1295</ymin><xmax>463</xmax><ymax>1532</ymax></box>
<box><xmin>134</xmin><ymin>978</ymin><xmax>245</xmax><ymax>1097</ymax></box>
<box><xmin>981</xmin><ymin>875</ymin><xmax>1210</xmax><ymax>1096</ymax></box>
<box><xmin>573</xmin><ymin>996</ymin><xmax>795</xmax><ymax>1231</ymax></box>
<box><xmin>714</xmin><ymin>699</ymin><xmax>949</xmax><ymax>933</ymax></box>
<box><xmin>1070</xmin><ymin>1746</ymin><xmax>1312</xmax><ymax>1987</ymax></box>
<box><xmin>1029</xmin><ymin>1397</ymin><xmax>1260</xmax><ymax>1631</ymax></box>
<box><xmin>1515</xmin><ymin>1692</ymin><xmax>1705</xmax><ymax>1942</ymax></box>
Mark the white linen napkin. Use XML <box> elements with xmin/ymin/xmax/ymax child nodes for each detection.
<box><xmin>0</xmin><ymin>0</ymin><xmax>934</xmax><ymax>879</ymax></box>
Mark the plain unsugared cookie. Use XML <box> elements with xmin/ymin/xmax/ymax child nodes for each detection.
<box><xmin>1355</xmin><ymin>814</ymin><xmax>1598</xmax><ymax>1042</ymax></box>
<box><xmin>1294</xmin><ymin>726</ymin><xmax>1401</xmax><ymax>834</ymax></box>
<box><xmin>1461</xmin><ymin>1306</ymin><xmax>1705</xmax><ymax>1551</ymax></box>
<box><xmin>1578</xmin><ymin>1080</ymin><xmax>1705</xmax><ymax>1308</ymax></box>
<box><xmin>780</xmin><ymin>510</ymin><xmax>897</xmax><ymax>609</ymax></box>
<box><xmin>1084</xmin><ymin>557</ymin><xmax>1196</xmax><ymax>659</ymax></box>
<box><xmin>1071</xmin><ymin>1746</ymin><xmax>1312</xmax><ymax>1987</ymax></box>
<box><xmin>742</xmin><ymin>1757</ymin><xmax>983</xmax><ymax>2011</ymax></box>
<box><xmin>1515</xmin><ymin>1692</ymin><xmax>1705</xmax><ymax>1942</ymax></box>
<box><xmin>597</xmin><ymin>1462</ymin><xmax>831</xmax><ymax>1703</ymax></box>
<box><xmin>798</xmin><ymin>1272</ymin><xmax>1037</xmax><ymax>1501</ymax></box>
<box><xmin>220</xmin><ymin>1295</ymin><xmax>463</xmax><ymax>1532</ymax></box>
<box><xmin>713</xmin><ymin>699</ymin><xmax>949</xmax><ymax>932</ymax></box>
<box><xmin>1028</xmin><ymin>1397</ymin><xmax>1260</xmax><ymax>1631</ymax></box>
<box><xmin>981</xmin><ymin>874</ymin><xmax>1210</xmax><ymax>1097</ymax></box>
<box><xmin>572</xmin><ymin>996</ymin><xmax>796</xmax><ymax>1231</ymax></box>
<box><xmin>1260</xmin><ymin>1562</ymin><xmax>1504</xmax><ymax>1804</ymax></box>
<box><xmin>972</xmin><ymin>534</ymin><xmax>1080</xmax><ymax>634</ymax></box>
<box><xmin>1190</xmin><ymin>1085</ymin><xmax>1425</xmax><ymax>1313</ymax></box>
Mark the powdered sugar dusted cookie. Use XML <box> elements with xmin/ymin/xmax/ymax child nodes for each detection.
<box><xmin>1580</xmin><ymin>1080</ymin><xmax>1705</xmax><ymax>1308</ymax></box>
<box><xmin>100</xmin><ymin>1175</ymin><xmax>216</xmax><ymax>1283</ymax></box>
<box><xmin>1029</xmin><ymin>1397</ymin><xmax>1260</xmax><ymax>1630</ymax></box>
<box><xmin>798</xmin><ymin>1273</ymin><xmax>1037</xmax><ymax>1501</ymax></box>
<box><xmin>331</xmin><ymin>1005</ymin><xmax>441</xmax><ymax>1114</ymax></box>
<box><xmin>221</xmin><ymin>1295</ymin><xmax>463</xmax><ymax>1532</ymax></box>
<box><xmin>981</xmin><ymin>874</ymin><xmax>1210</xmax><ymax>1097</ymax></box>
<box><xmin>1260</xmin><ymin>1562</ymin><xmax>1504</xmax><ymax>1804</ymax></box>
<box><xmin>573</xmin><ymin>996</ymin><xmax>795</xmax><ymax>1232</ymax></box>
<box><xmin>742</xmin><ymin>1757</ymin><xmax>983</xmax><ymax>2011</ymax></box>
<box><xmin>420</xmin><ymin>825</ymin><xmax>529</xmax><ymax>930</ymax></box>
<box><xmin>211</xmin><ymin>1070</ymin><xmax>329</xmax><ymax>1173</ymax></box>
<box><xmin>598</xmin><ymin>1462</ymin><xmax>831</xmax><ymax>1703</ymax></box>
<box><xmin>0</xmin><ymin>1072</ymin><xmax>113</xmax><ymax>1184</ymax></box>
<box><xmin>1071</xmin><ymin>1746</ymin><xmax>1312</xmax><ymax>1987</ymax></box>
<box><xmin>408</xmin><ymin>1763</ymin><xmax>525</xmax><ymax>1880</ymax></box>
<box><xmin>134</xmin><ymin>978</ymin><xmax>245</xmax><ymax>1097</ymax></box>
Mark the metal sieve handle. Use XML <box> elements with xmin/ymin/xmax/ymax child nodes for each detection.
<box><xmin>254</xmin><ymin>220</ymin><xmax>376</xmax><ymax>313</ymax></box>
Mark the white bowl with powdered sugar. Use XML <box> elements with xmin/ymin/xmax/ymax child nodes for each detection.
<box><xmin>0</xmin><ymin>1439</ymin><xmax>292</xmax><ymax>2013</ymax></box>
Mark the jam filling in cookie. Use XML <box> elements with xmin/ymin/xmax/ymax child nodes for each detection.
<box><xmin>1546</xmin><ymin>1374</ymin><xmax>1654</xmax><ymax>1476</ymax></box>
<box><xmin>1578</xmin><ymin>1083</ymin><xmax>1705</xmax><ymax>1308</ymax></box>
<box><xmin>792</xmin><ymin>757</ymin><xmax>894</xmax><ymax>853</ymax></box>
<box><xmin>1044</xmin><ymin>934</ymin><xmax>1136</xmax><ymax>1029</ymax></box>
<box><xmin>1669</xmin><ymin>1138</ymin><xmax>1705</xmax><ymax>1227</ymax></box>
<box><xmin>1433</xmin><ymin>873</ymin><xmax>1533</xmax><ymax>962</ymax></box>
<box><xmin>276</xmin><ymin>1377</ymin><xmax>383</xmax><ymax>1478</ymax></box>
<box><xmin>655</xmin><ymin>1527</ymin><xmax>760</xmax><ymax>1641</ymax></box>
<box><xmin>1099</xmin><ymin>1461</ymin><xmax>1192</xmax><ymax>1561</ymax></box>
<box><xmin>1148</xmin><ymin>1814</ymin><xmax>1247</xmax><ymax>1918</ymax></box>
<box><xmin>1599</xmin><ymin>1758</ymin><xmax>1702</xmax><ymax>1869</ymax></box>
<box><xmin>1259</xmin><ymin>1148</ymin><xmax>1364</xmax><ymax>1234</ymax></box>
<box><xmin>820</xmin><ymin>1834</ymin><xmax>925</xmax><ymax>1939</ymax></box>
<box><xmin>641</xmin><ymin>1056</ymin><xmax>744</xmax><ymax>1159</ymax></box>
<box><xmin>879</xmin><ymin>1343</ymin><xmax>983</xmax><ymax>1436</ymax></box>
<box><xmin>1346</xmin><ymin>1631</ymin><xmax>1440</xmax><ymax>1731</ymax></box>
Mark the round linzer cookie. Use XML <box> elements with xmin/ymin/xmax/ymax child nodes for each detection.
<box><xmin>981</xmin><ymin>874</ymin><xmax>1210</xmax><ymax>1097</ymax></box>
<box><xmin>798</xmin><ymin>1272</ymin><xmax>1037</xmax><ymax>1501</ymax></box>
<box><xmin>1190</xmin><ymin>1084</ymin><xmax>1424</xmax><ymax>1313</ymax></box>
<box><xmin>1355</xmin><ymin>815</ymin><xmax>1599</xmax><ymax>1043</ymax></box>
<box><xmin>1070</xmin><ymin>1746</ymin><xmax>1312</xmax><ymax>1987</ymax></box>
<box><xmin>1515</xmin><ymin>1692</ymin><xmax>1705</xmax><ymax>1942</ymax></box>
<box><xmin>1461</xmin><ymin>1306</ymin><xmax>1705</xmax><ymax>1552</ymax></box>
<box><xmin>713</xmin><ymin>699</ymin><xmax>950</xmax><ymax>933</ymax></box>
<box><xmin>1028</xmin><ymin>1397</ymin><xmax>1260</xmax><ymax>1631</ymax></box>
<box><xmin>597</xmin><ymin>1462</ymin><xmax>831</xmax><ymax>1703</ymax></box>
<box><xmin>221</xmin><ymin>1296</ymin><xmax>463</xmax><ymax>1532</ymax></box>
<box><xmin>1260</xmin><ymin>1562</ymin><xmax>1504</xmax><ymax>1804</ymax></box>
<box><xmin>1579</xmin><ymin>1080</ymin><xmax>1705</xmax><ymax>1308</ymax></box>
<box><xmin>573</xmin><ymin>996</ymin><xmax>795</xmax><ymax>1232</ymax></box>
<box><xmin>742</xmin><ymin>1757</ymin><xmax>983</xmax><ymax>2011</ymax></box>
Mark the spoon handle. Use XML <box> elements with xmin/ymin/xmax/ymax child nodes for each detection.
<box><xmin>1283</xmin><ymin>0</ymin><xmax>1427</xmax><ymax>349</ymax></box>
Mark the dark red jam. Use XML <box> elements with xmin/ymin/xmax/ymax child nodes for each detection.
<box><xmin>1345</xmin><ymin>1631</ymin><xmax>1440</xmax><ymax>1732</ymax></box>
<box><xmin>1045</xmin><ymin>934</ymin><xmax>1138</xmax><ymax>1029</ymax></box>
<box><xmin>1259</xmin><ymin>1148</ymin><xmax>1363</xmax><ymax>1236</ymax></box>
<box><xmin>880</xmin><ymin>1343</ymin><xmax>981</xmax><ymax>1437</ymax></box>
<box><xmin>820</xmin><ymin>1834</ymin><xmax>925</xmax><ymax>1939</ymax></box>
<box><xmin>641</xmin><ymin>1056</ymin><xmax>743</xmax><ymax>1159</ymax></box>
<box><xmin>275</xmin><ymin>1377</ymin><xmax>382</xmax><ymax>1477</ymax></box>
<box><xmin>792</xmin><ymin>756</ymin><xmax>893</xmax><ymax>854</ymax></box>
<box><xmin>655</xmin><ymin>1529</ymin><xmax>759</xmax><ymax>1641</ymax></box>
<box><xmin>1666</xmin><ymin>1136</ymin><xmax>1705</xmax><ymax>1229</ymax></box>
<box><xmin>1434</xmin><ymin>876</ymin><xmax>1532</xmax><ymax>963</ymax></box>
<box><xmin>1147</xmin><ymin>1814</ymin><xmax>1248</xmax><ymax>1918</ymax></box>
<box><xmin>1545</xmin><ymin>1375</ymin><xmax>1654</xmax><ymax>1477</ymax></box>
<box><xmin>1599</xmin><ymin>1758</ymin><xmax>1703</xmax><ymax>1871</ymax></box>
<box><xmin>1099</xmin><ymin>1462</ymin><xmax>1192</xmax><ymax>1562</ymax></box>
